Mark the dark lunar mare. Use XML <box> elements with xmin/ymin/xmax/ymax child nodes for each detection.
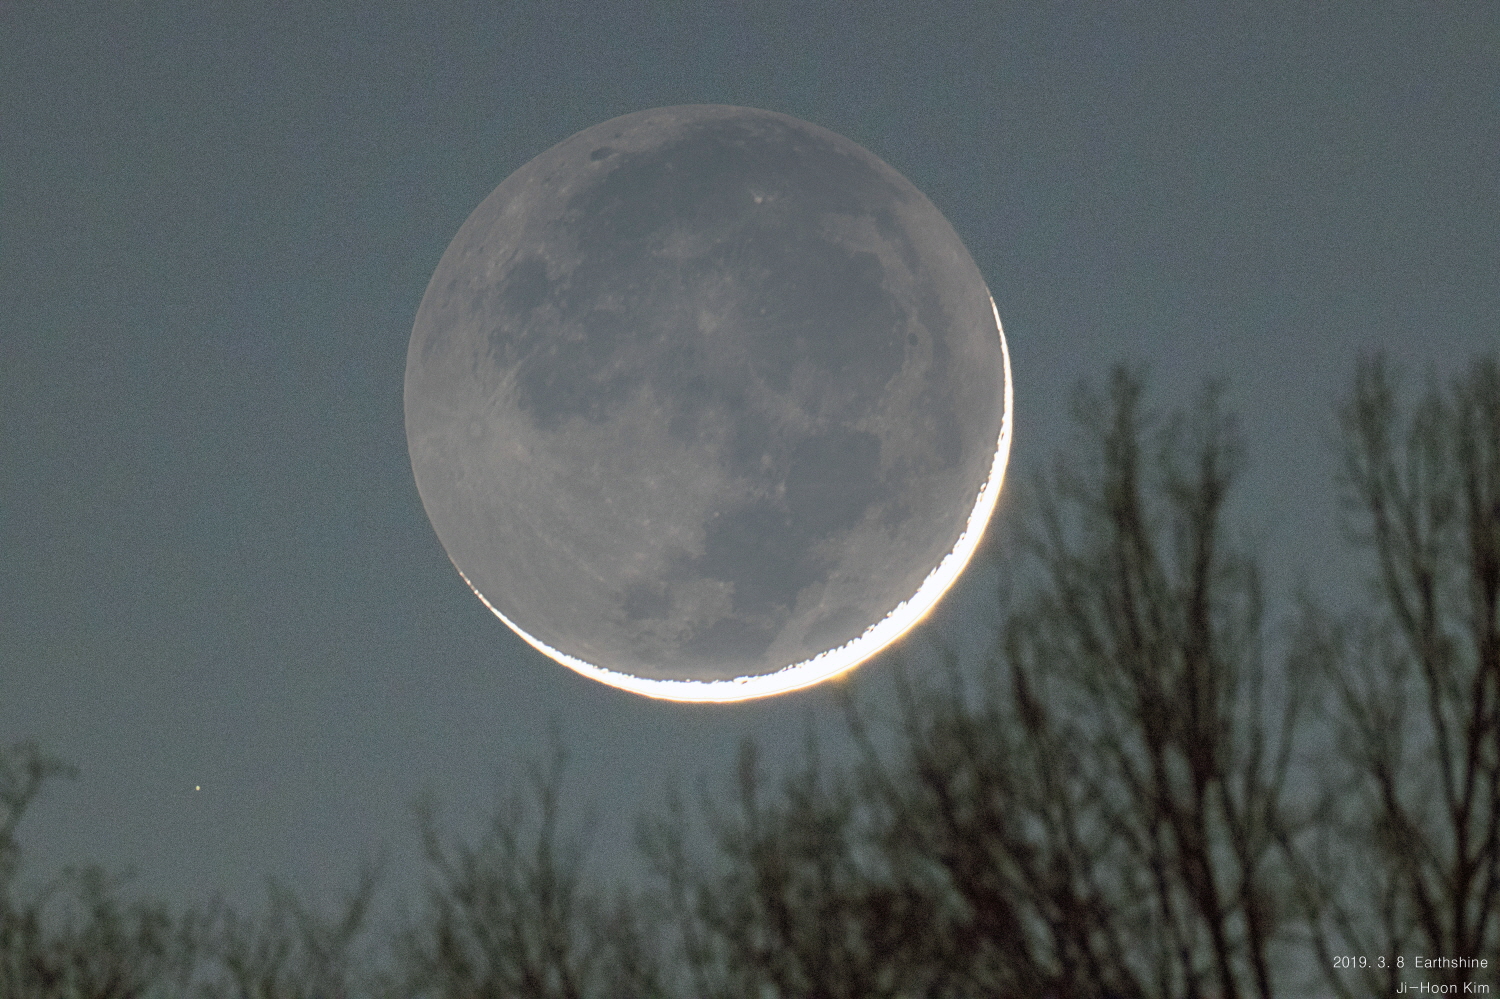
<box><xmin>407</xmin><ymin>106</ymin><xmax>1004</xmax><ymax>682</ymax></box>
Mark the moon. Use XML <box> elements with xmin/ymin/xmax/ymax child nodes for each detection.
<box><xmin>405</xmin><ymin>105</ymin><xmax>1011</xmax><ymax>702</ymax></box>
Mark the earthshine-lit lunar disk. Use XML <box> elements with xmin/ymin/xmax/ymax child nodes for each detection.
<box><xmin>405</xmin><ymin>105</ymin><xmax>1012</xmax><ymax>702</ymax></box>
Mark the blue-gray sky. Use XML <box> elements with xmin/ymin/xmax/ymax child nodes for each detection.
<box><xmin>2</xmin><ymin>3</ymin><xmax>1496</xmax><ymax>916</ymax></box>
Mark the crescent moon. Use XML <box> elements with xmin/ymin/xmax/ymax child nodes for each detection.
<box><xmin>406</xmin><ymin>106</ymin><xmax>1013</xmax><ymax>702</ymax></box>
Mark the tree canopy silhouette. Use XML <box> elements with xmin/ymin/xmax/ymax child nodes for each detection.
<box><xmin>3</xmin><ymin>352</ymin><xmax>1494</xmax><ymax>998</ymax></box>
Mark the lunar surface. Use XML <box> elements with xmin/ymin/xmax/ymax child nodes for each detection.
<box><xmin>406</xmin><ymin>105</ymin><xmax>1011</xmax><ymax>701</ymax></box>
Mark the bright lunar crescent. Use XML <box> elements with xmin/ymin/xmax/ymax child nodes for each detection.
<box><xmin>405</xmin><ymin>105</ymin><xmax>1012</xmax><ymax>702</ymax></box>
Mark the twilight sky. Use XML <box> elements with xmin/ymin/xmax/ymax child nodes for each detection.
<box><xmin>2</xmin><ymin>3</ymin><xmax>1496</xmax><ymax>917</ymax></box>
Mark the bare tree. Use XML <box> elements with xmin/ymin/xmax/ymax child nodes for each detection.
<box><xmin>0</xmin><ymin>743</ymin><xmax>72</xmax><ymax>892</ymax></box>
<box><xmin>188</xmin><ymin>866</ymin><xmax>380</xmax><ymax>999</ymax></box>
<box><xmin>849</xmin><ymin>369</ymin><xmax>1312</xmax><ymax>998</ymax></box>
<box><xmin>0</xmin><ymin>740</ymin><xmax>382</xmax><ymax>999</ymax></box>
<box><xmin>1291</xmin><ymin>355</ymin><xmax>1499</xmax><ymax>996</ymax></box>
<box><xmin>394</xmin><ymin>748</ymin><xmax>662</xmax><ymax>999</ymax></box>
<box><xmin>640</xmin><ymin>736</ymin><xmax>955</xmax><ymax>999</ymax></box>
<box><xmin>0</xmin><ymin>742</ymin><xmax>197</xmax><ymax>999</ymax></box>
<box><xmin>850</xmin><ymin>655</ymin><xmax>1130</xmax><ymax>998</ymax></box>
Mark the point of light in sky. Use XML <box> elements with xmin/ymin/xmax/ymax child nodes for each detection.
<box><xmin>464</xmin><ymin>296</ymin><xmax>1014</xmax><ymax>703</ymax></box>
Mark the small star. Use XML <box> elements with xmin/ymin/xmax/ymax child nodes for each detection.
<box><xmin>195</xmin><ymin>785</ymin><xmax>201</xmax><ymax>791</ymax></box>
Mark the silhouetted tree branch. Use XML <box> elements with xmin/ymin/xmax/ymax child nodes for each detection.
<box><xmin>188</xmin><ymin>863</ymin><xmax>380</xmax><ymax>999</ymax></box>
<box><xmin>1292</xmin><ymin>354</ymin><xmax>1499</xmax><ymax>996</ymax></box>
<box><xmin>849</xmin><ymin>369</ymin><xmax>1310</xmax><ymax>999</ymax></box>
<box><xmin>0</xmin><ymin>743</ymin><xmax>196</xmax><ymax>999</ymax></box>
<box><xmin>641</xmin><ymin>735</ymin><xmax>951</xmax><ymax>999</ymax></box>
<box><xmin>396</xmin><ymin>746</ymin><xmax>662</xmax><ymax>999</ymax></box>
